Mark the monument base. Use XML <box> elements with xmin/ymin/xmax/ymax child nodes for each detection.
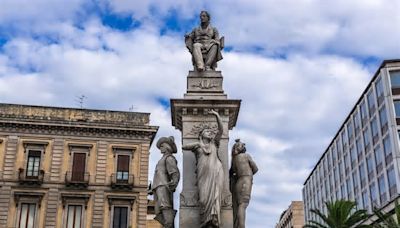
<box><xmin>179</xmin><ymin>207</ymin><xmax>233</xmax><ymax>228</ymax></box>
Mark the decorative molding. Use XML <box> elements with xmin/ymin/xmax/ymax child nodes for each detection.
<box><xmin>61</xmin><ymin>193</ymin><xmax>91</xmax><ymax>209</ymax></box>
<box><xmin>0</xmin><ymin>121</ymin><xmax>157</xmax><ymax>141</ymax></box>
<box><xmin>186</xmin><ymin>123</ymin><xmax>218</xmax><ymax>137</ymax></box>
<box><xmin>180</xmin><ymin>191</ymin><xmax>199</xmax><ymax>207</ymax></box>
<box><xmin>14</xmin><ymin>191</ymin><xmax>45</xmax><ymax>208</ymax></box>
<box><xmin>23</xmin><ymin>141</ymin><xmax>49</xmax><ymax>153</ymax></box>
<box><xmin>191</xmin><ymin>79</ymin><xmax>220</xmax><ymax>89</ymax></box>
<box><xmin>112</xmin><ymin>146</ymin><xmax>137</xmax><ymax>158</ymax></box>
<box><xmin>107</xmin><ymin>195</ymin><xmax>136</xmax><ymax>211</ymax></box>
<box><xmin>68</xmin><ymin>143</ymin><xmax>93</xmax><ymax>155</ymax></box>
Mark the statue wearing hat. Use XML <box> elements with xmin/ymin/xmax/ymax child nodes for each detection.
<box><xmin>151</xmin><ymin>136</ymin><xmax>180</xmax><ymax>228</ymax></box>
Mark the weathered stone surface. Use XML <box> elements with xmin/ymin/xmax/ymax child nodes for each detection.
<box><xmin>171</xmin><ymin>69</ymin><xmax>240</xmax><ymax>227</ymax></box>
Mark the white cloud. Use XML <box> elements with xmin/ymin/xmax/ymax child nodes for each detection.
<box><xmin>0</xmin><ymin>1</ymin><xmax>394</xmax><ymax>227</ymax></box>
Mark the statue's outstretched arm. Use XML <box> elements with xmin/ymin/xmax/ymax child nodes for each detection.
<box><xmin>209</xmin><ymin>109</ymin><xmax>223</xmax><ymax>143</ymax></box>
<box><xmin>182</xmin><ymin>142</ymin><xmax>200</xmax><ymax>151</ymax></box>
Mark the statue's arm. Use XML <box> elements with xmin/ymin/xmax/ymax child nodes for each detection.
<box><xmin>166</xmin><ymin>156</ymin><xmax>180</xmax><ymax>192</ymax></box>
<box><xmin>184</xmin><ymin>30</ymin><xmax>194</xmax><ymax>53</ymax></box>
<box><xmin>182</xmin><ymin>142</ymin><xmax>200</xmax><ymax>151</ymax></box>
<box><xmin>248</xmin><ymin>154</ymin><xmax>259</xmax><ymax>175</ymax></box>
<box><xmin>210</xmin><ymin>109</ymin><xmax>223</xmax><ymax>143</ymax></box>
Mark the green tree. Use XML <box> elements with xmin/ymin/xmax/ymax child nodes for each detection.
<box><xmin>304</xmin><ymin>200</ymin><xmax>371</xmax><ymax>228</ymax></box>
<box><xmin>372</xmin><ymin>200</ymin><xmax>400</xmax><ymax>228</ymax></box>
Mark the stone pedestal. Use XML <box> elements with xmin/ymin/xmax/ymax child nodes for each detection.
<box><xmin>171</xmin><ymin>71</ymin><xmax>240</xmax><ymax>228</ymax></box>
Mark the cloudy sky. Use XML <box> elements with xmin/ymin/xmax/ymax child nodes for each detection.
<box><xmin>1</xmin><ymin>0</ymin><xmax>400</xmax><ymax>227</ymax></box>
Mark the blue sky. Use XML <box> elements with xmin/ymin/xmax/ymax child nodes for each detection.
<box><xmin>0</xmin><ymin>0</ymin><xmax>400</xmax><ymax>227</ymax></box>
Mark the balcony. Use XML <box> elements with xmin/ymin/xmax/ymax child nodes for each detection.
<box><xmin>110</xmin><ymin>173</ymin><xmax>134</xmax><ymax>190</ymax></box>
<box><xmin>18</xmin><ymin>168</ymin><xmax>44</xmax><ymax>186</ymax></box>
<box><xmin>65</xmin><ymin>171</ymin><xmax>89</xmax><ymax>188</ymax></box>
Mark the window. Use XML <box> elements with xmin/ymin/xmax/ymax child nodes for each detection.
<box><xmin>339</xmin><ymin>160</ymin><xmax>344</xmax><ymax>181</ymax></box>
<box><xmin>356</xmin><ymin>139</ymin><xmax>363</xmax><ymax>161</ymax></box>
<box><xmin>387</xmin><ymin>166</ymin><xmax>397</xmax><ymax>197</ymax></box>
<box><xmin>18</xmin><ymin>203</ymin><xmax>37</xmax><ymax>228</ymax></box>
<box><xmin>370</xmin><ymin>182</ymin><xmax>378</xmax><ymax>206</ymax></box>
<box><xmin>347</xmin><ymin>121</ymin><xmax>354</xmax><ymax>141</ymax></box>
<box><xmin>359</xmin><ymin>162</ymin><xmax>366</xmax><ymax>189</ymax></box>
<box><xmin>117</xmin><ymin>155</ymin><xmax>129</xmax><ymax>181</ymax></box>
<box><xmin>370</xmin><ymin>117</ymin><xmax>379</xmax><ymax>144</ymax></box>
<box><xmin>71</xmin><ymin>153</ymin><xmax>86</xmax><ymax>182</ymax></box>
<box><xmin>112</xmin><ymin>206</ymin><xmax>128</xmax><ymax>228</ymax></box>
<box><xmin>362</xmin><ymin>191</ymin><xmax>369</xmax><ymax>211</ymax></box>
<box><xmin>350</xmin><ymin>147</ymin><xmax>357</xmax><ymax>168</ymax></box>
<box><xmin>341</xmin><ymin>131</ymin><xmax>348</xmax><ymax>147</ymax></box>
<box><xmin>379</xmin><ymin>106</ymin><xmax>388</xmax><ymax>133</ymax></box>
<box><xmin>363</xmin><ymin>129</ymin><xmax>370</xmax><ymax>150</ymax></box>
<box><xmin>360</xmin><ymin>101</ymin><xmax>368</xmax><ymax>125</ymax></box>
<box><xmin>26</xmin><ymin>150</ymin><xmax>41</xmax><ymax>178</ymax></box>
<box><xmin>383</xmin><ymin>136</ymin><xmax>392</xmax><ymax>165</ymax></box>
<box><xmin>341</xmin><ymin>184</ymin><xmax>346</xmax><ymax>199</ymax></box>
<box><xmin>390</xmin><ymin>71</ymin><xmax>400</xmax><ymax>88</ymax></box>
<box><xmin>378</xmin><ymin>174</ymin><xmax>387</xmax><ymax>204</ymax></box>
<box><xmin>366</xmin><ymin>155</ymin><xmax>375</xmax><ymax>180</ymax></box>
<box><xmin>367</xmin><ymin>90</ymin><xmax>376</xmax><ymax>114</ymax></box>
<box><xmin>66</xmin><ymin>205</ymin><xmax>83</xmax><ymax>228</ymax></box>
<box><xmin>375</xmin><ymin>77</ymin><xmax>384</xmax><ymax>104</ymax></box>
<box><xmin>353</xmin><ymin>170</ymin><xmax>359</xmax><ymax>195</ymax></box>
<box><xmin>374</xmin><ymin>146</ymin><xmax>383</xmax><ymax>173</ymax></box>
<box><xmin>344</xmin><ymin>153</ymin><xmax>350</xmax><ymax>173</ymax></box>
<box><xmin>394</xmin><ymin>100</ymin><xmax>400</xmax><ymax>117</ymax></box>
<box><xmin>354</xmin><ymin>112</ymin><xmax>361</xmax><ymax>135</ymax></box>
<box><xmin>346</xmin><ymin>178</ymin><xmax>353</xmax><ymax>199</ymax></box>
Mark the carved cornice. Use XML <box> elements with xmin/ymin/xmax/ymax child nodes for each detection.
<box><xmin>170</xmin><ymin>99</ymin><xmax>241</xmax><ymax>131</ymax></box>
<box><xmin>23</xmin><ymin>141</ymin><xmax>49</xmax><ymax>153</ymax></box>
<box><xmin>14</xmin><ymin>191</ymin><xmax>45</xmax><ymax>208</ymax></box>
<box><xmin>61</xmin><ymin>193</ymin><xmax>91</xmax><ymax>209</ymax></box>
<box><xmin>0</xmin><ymin>121</ymin><xmax>158</xmax><ymax>141</ymax></box>
<box><xmin>107</xmin><ymin>195</ymin><xmax>136</xmax><ymax>210</ymax></box>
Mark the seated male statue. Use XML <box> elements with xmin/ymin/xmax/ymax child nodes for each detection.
<box><xmin>185</xmin><ymin>11</ymin><xmax>224</xmax><ymax>71</ymax></box>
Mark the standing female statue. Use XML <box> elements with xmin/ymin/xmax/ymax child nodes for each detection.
<box><xmin>182</xmin><ymin>109</ymin><xmax>224</xmax><ymax>228</ymax></box>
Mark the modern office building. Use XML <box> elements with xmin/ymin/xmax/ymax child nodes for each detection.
<box><xmin>0</xmin><ymin>103</ymin><xmax>158</xmax><ymax>228</ymax></box>
<box><xmin>275</xmin><ymin>201</ymin><xmax>304</xmax><ymax>228</ymax></box>
<box><xmin>303</xmin><ymin>60</ymin><xmax>400</xmax><ymax>224</ymax></box>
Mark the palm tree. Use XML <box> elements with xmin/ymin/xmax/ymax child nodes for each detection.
<box><xmin>372</xmin><ymin>200</ymin><xmax>400</xmax><ymax>228</ymax></box>
<box><xmin>304</xmin><ymin>200</ymin><xmax>371</xmax><ymax>228</ymax></box>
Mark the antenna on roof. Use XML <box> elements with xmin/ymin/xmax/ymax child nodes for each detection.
<box><xmin>75</xmin><ymin>95</ymin><xmax>87</xmax><ymax>109</ymax></box>
<box><xmin>129</xmin><ymin>105</ymin><xmax>136</xmax><ymax>112</ymax></box>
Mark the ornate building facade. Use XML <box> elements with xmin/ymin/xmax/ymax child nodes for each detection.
<box><xmin>0</xmin><ymin>103</ymin><xmax>158</xmax><ymax>228</ymax></box>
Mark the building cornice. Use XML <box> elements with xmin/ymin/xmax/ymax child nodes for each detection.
<box><xmin>0</xmin><ymin>120</ymin><xmax>158</xmax><ymax>141</ymax></box>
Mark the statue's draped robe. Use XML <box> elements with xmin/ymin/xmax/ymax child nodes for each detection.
<box><xmin>193</xmin><ymin>141</ymin><xmax>224</xmax><ymax>227</ymax></box>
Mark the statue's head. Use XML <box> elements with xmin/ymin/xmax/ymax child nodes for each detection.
<box><xmin>200</xmin><ymin>128</ymin><xmax>214</xmax><ymax>141</ymax></box>
<box><xmin>232</xmin><ymin>139</ymin><xmax>246</xmax><ymax>156</ymax></box>
<box><xmin>156</xmin><ymin>136</ymin><xmax>177</xmax><ymax>154</ymax></box>
<box><xmin>200</xmin><ymin>11</ymin><xmax>210</xmax><ymax>23</ymax></box>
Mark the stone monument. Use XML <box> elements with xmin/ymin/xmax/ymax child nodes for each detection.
<box><xmin>171</xmin><ymin>11</ymin><xmax>241</xmax><ymax>228</ymax></box>
<box><xmin>151</xmin><ymin>136</ymin><xmax>180</xmax><ymax>228</ymax></box>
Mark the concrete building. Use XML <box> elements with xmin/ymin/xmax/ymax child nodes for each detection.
<box><xmin>0</xmin><ymin>103</ymin><xmax>158</xmax><ymax>228</ymax></box>
<box><xmin>303</xmin><ymin>59</ymin><xmax>400</xmax><ymax>224</ymax></box>
<box><xmin>275</xmin><ymin>201</ymin><xmax>304</xmax><ymax>228</ymax></box>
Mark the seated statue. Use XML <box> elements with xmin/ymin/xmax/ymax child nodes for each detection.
<box><xmin>185</xmin><ymin>11</ymin><xmax>224</xmax><ymax>72</ymax></box>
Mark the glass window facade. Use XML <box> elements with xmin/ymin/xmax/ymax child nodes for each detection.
<box><xmin>390</xmin><ymin>71</ymin><xmax>400</xmax><ymax>87</ymax></box>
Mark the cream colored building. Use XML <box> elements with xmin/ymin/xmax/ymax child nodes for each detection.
<box><xmin>0</xmin><ymin>103</ymin><xmax>158</xmax><ymax>228</ymax></box>
<box><xmin>275</xmin><ymin>201</ymin><xmax>305</xmax><ymax>228</ymax></box>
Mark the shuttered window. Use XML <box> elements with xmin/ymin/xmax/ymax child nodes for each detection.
<box><xmin>117</xmin><ymin>155</ymin><xmax>129</xmax><ymax>181</ymax></box>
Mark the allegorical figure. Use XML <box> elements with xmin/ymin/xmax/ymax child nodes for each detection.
<box><xmin>185</xmin><ymin>11</ymin><xmax>224</xmax><ymax>72</ymax></box>
<box><xmin>182</xmin><ymin>109</ymin><xmax>224</xmax><ymax>228</ymax></box>
<box><xmin>152</xmin><ymin>136</ymin><xmax>180</xmax><ymax>228</ymax></box>
<box><xmin>230</xmin><ymin>139</ymin><xmax>258</xmax><ymax>228</ymax></box>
